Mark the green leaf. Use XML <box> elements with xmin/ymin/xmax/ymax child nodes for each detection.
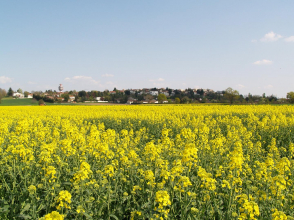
<box><xmin>141</xmin><ymin>201</ymin><xmax>150</xmax><ymax>209</ymax></box>
<box><xmin>109</xmin><ymin>214</ymin><xmax>119</xmax><ymax>220</ymax></box>
<box><xmin>18</xmin><ymin>214</ymin><xmax>32</xmax><ymax>219</ymax></box>
<box><xmin>37</xmin><ymin>204</ymin><xmax>44</xmax><ymax>212</ymax></box>
<box><xmin>0</xmin><ymin>205</ymin><xmax>9</xmax><ymax>213</ymax></box>
<box><xmin>83</xmin><ymin>212</ymin><xmax>93</xmax><ymax>219</ymax></box>
<box><xmin>20</xmin><ymin>204</ymin><xmax>30</xmax><ymax>214</ymax></box>
<box><xmin>62</xmin><ymin>182</ymin><xmax>72</xmax><ymax>186</ymax></box>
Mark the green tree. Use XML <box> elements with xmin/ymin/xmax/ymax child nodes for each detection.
<box><xmin>38</xmin><ymin>99</ymin><xmax>45</xmax><ymax>105</ymax></box>
<box><xmin>104</xmin><ymin>95</ymin><xmax>111</xmax><ymax>101</ymax></box>
<box><xmin>124</xmin><ymin>90</ymin><xmax>131</xmax><ymax>96</ymax></box>
<box><xmin>287</xmin><ymin>91</ymin><xmax>294</xmax><ymax>103</ymax></box>
<box><xmin>201</xmin><ymin>97</ymin><xmax>207</xmax><ymax>103</ymax></box>
<box><xmin>158</xmin><ymin>94</ymin><xmax>167</xmax><ymax>103</ymax></box>
<box><xmin>7</xmin><ymin>87</ymin><xmax>13</xmax><ymax>96</ymax></box>
<box><xmin>175</xmin><ymin>97</ymin><xmax>181</xmax><ymax>104</ymax></box>
<box><xmin>224</xmin><ymin>87</ymin><xmax>239</xmax><ymax>104</ymax></box>
<box><xmin>62</xmin><ymin>93</ymin><xmax>70</xmax><ymax>102</ymax></box>
<box><xmin>197</xmin><ymin>89</ymin><xmax>204</xmax><ymax>96</ymax></box>
<box><xmin>181</xmin><ymin>96</ymin><xmax>190</xmax><ymax>104</ymax></box>
<box><xmin>17</xmin><ymin>88</ymin><xmax>23</xmax><ymax>94</ymax></box>
<box><xmin>0</xmin><ymin>88</ymin><xmax>7</xmax><ymax>97</ymax></box>
<box><xmin>0</xmin><ymin>88</ymin><xmax>7</xmax><ymax>103</ymax></box>
<box><xmin>78</xmin><ymin>90</ymin><xmax>87</xmax><ymax>98</ymax></box>
<box><xmin>24</xmin><ymin>91</ymin><xmax>29</xmax><ymax>97</ymax></box>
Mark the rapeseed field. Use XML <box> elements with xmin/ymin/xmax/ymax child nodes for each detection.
<box><xmin>0</xmin><ymin>105</ymin><xmax>293</xmax><ymax>219</ymax></box>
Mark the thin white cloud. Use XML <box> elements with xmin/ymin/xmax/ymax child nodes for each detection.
<box><xmin>28</xmin><ymin>81</ymin><xmax>37</xmax><ymax>85</ymax></box>
<box><xmin>285</xmin><ymin>36</ymin><xmax>294</xmax><ymax>42</ymax></box>
<box><xmin>260</xmin><ymin>31</ymin><xmax>282</xmax><ymax>42</ymax></box>
<box><xmin>0</xmin><ymin>76</ymin><xmax>13</xmax><ymax>84</ymax></box>
<box><xmin>236</xmin><ymin>84</ymin><xmax>245</xmax><ymax>89</ymax></box>
<box><xmin>64</xmin><ymin>76</ymin><xmax>100</xmax><ymax>84</ymax></box>
<box><xmin>102</xmin><ymin>74</ymin><xmax>114</xmax><ymax>77</ymax></box>
<box><xmin>149</xmin><ymin>78</ymin><xmax>165</xmax><ymax>87</ymax></box>
<box><xmin>253</xmin><ymin>59</ymin><xmax>273</xmax><ymax>65</ymax></box>
<box><xmin>149</xmin><ymin>78</ymin><xmax>165</xmax><ymax>82</ymax></box>
<box><xmin>264</xmin><ymin>84</ymin><xmax>273</xmax><ymax>89</ymax></box>
<box><xmin>251</xmin><ymin>39</ymin><xmax>257</xmax><ymax>43</ymax></box>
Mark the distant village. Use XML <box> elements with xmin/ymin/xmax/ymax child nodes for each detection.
<box><xmin>6</xmin><ymin>84</ymin><xmax>284</xmax><ymax>104</ymax></box>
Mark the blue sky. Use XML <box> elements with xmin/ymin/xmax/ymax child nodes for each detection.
<box><xmin>1</xmin><ymin>1</ymin><xmax>293</xmax><ymax>97</ymax></box>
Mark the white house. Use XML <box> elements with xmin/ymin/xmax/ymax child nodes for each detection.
<box><xmin>27</xmin><ymin>93</ymin><xmax>33</xmax><ymax>98</ymax></box>
<box><xmin>150</xmin><ymin>99</ymin><xmax>159</xmax><ymax>104</ymax></box>
<box><xmin>95</xmin><ymin>97</ymin><xmax>108</xmax><ymax>102</ymax></box>
<box><xmin>13</xmin><ymin>92</ymin><xmax>24</xmax><ymax>98</ymax></box>
<box><xmin>161</xmin><ymin>91</ymin><xmax>169</xmax><ymax>97</ymax></box>
<box><xmin>69</xmin><ymin>95</ymin><xmax>75</xmax><ymax>102</ymax></box>
<box><xmin>149</xmin><ymin>91</ymin><xmax>158</xmax><ymax>96</ymax></box>
<box><xmin>127</xmin><ymin>97</ymin><xmax>137</xmax><ymax>104</ymax></box>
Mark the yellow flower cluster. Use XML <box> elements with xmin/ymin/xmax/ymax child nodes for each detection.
<box><xmin>238</xmin><ymin>196</ymin><xmax>260</xmax><ymax>219</ymax></box>
<box><xmin>56</xmin><ymin>190</ymin><xmax>71</xmax><ymax>210</ymax></box>
<box><xmin>155</xmin><ymin>190</ymin><xmax>171</xmax><ymax>218</ymax></box>
<box><xmin>39</xmin><ymin>211</ymin><xmax>64</xmax><ymax>220</ymax></box>
<box><xmin>28</xmin><ymin>185</ymin><xmax>36</xmax><ymax>195</ymax></box>
<box><xmin>72</xmin><ymin>161</ymin><xmax>92</xmax><ymax>183</ymax></box>
<box><xmin>272</xmin><ymin>209</ymin><xmax>288</xmax><ymax>220</ymax></box>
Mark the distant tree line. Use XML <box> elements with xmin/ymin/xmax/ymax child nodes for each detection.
<box><xmin>71</xmin><ymin>87</ymin><xmax>280</xmax><ymax>104</ymax></box>
<box><xmin>1</xmin><ymin>86</ymin><xmax>293</xmax><ymax>105</ymax></box>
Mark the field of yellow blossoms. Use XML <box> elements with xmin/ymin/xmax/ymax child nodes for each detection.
<box><xmin>0</xmin><ymin>105</ymin><xmax>294</xmax><ymax>220</ymax></box>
